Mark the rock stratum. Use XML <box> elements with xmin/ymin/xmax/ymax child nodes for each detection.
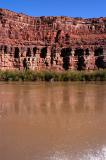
<box><xmin>0</xmin><ymin>8</ymin><xmax>106</xmax><ymax>71</ymax></box>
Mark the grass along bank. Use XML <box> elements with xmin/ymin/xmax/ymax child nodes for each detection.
<box><xmin>0</xmin><ymin>70</ymin><xmax>106</xmax><ymax>81</ymax></box>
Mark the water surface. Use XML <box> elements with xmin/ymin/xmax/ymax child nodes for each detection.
<box><xmin>0</xmin><ymin>82</ymin><xmax>106</xmax><ymax>160</ymax></box>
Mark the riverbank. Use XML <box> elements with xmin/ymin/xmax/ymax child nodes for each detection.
<box><xmin>0</xmin><ymin>70</ymin><xmax>106</xmax><ymax>81</ymax></box>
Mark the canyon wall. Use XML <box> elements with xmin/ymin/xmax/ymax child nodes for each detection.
<box><xmin>0</xmin><ymin>8</ymin><xmax>106</xmax><ymax>71</ymax></box>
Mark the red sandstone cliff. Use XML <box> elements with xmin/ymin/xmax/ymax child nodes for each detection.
<box><xmin>0</xmin><ymin>8</ymin><xmax>106</xmax><ymax>46</ymax></box>
<box><xmin>0</xmin><ymin>8</ymin><xmax>106</xmax><ymax>70</ymax></box>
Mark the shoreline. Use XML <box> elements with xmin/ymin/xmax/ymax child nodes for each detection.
<box><xmin>0</xmin><ymin>70</ymin><xmax>106</xmax><ymax>81</ymax></box>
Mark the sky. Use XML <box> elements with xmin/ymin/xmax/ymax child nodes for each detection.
<box><xmin>0</xmin><ymin>0</ymin><xmax>106</xmax><ymax>18</ymax></box>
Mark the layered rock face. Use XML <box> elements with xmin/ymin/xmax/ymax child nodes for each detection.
<box><xmin>0</xmin><ymin>8</ymin><xmax>106</xmax><ymax>71</ymax></box>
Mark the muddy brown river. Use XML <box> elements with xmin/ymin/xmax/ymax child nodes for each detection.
<box><xmin>0</xmin><ymin>82</ymin><xmax>106</xmax><ymax>160</ymax></box>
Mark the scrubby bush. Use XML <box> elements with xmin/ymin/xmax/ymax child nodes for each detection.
<box><xmin>0</xmin><ymin>70</ymin><xmax>106</xmax><ymax>81</ymax></box>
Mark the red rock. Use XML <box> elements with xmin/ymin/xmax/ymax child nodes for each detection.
<box><xmin>0</xmin><ymin>8</ymin><xmax>106</xmax><ymax>70</ymax></box>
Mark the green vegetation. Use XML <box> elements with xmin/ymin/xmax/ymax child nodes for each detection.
<box><xmin>0</xmin><ymin>70</ymin><xmax>106</xmax><ymax>81</ymax></box>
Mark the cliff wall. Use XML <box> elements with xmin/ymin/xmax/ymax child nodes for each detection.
<box><xmin>0</xmin><ymin>8</ymin><xmax>106</xmax><ymax>70</ymax></box>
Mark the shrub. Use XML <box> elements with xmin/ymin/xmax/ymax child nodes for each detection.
<box><xmin>0</xmin><ymin>69</ymin><xmax>106</xmax><ymax>81</ymax></box>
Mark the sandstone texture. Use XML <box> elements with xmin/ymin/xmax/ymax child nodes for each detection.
<box><xmin>0</xmin><ymin>8</ymin><xmax>106</xmax><ymax>71</ymax></box>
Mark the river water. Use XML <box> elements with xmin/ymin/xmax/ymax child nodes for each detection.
<box><xmin>0</xmin><ymin>82</ymin><xmax>106</xmax><ymax>160</ymax></box>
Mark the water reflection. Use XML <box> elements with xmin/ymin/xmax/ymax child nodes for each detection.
<box><xmin>49</xmin><ymin>146</ymin><xmax>106</xmax><ymax>160</ymax></box>
<box><xmin>0</xmin><ymin>82</ymin><xmax>106</xmax><ymax>117</ymax></box>
<box><xmin>0</xmin><ymin>82</ymin><xmax>106</xmax><ymax>160</ymax></box>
